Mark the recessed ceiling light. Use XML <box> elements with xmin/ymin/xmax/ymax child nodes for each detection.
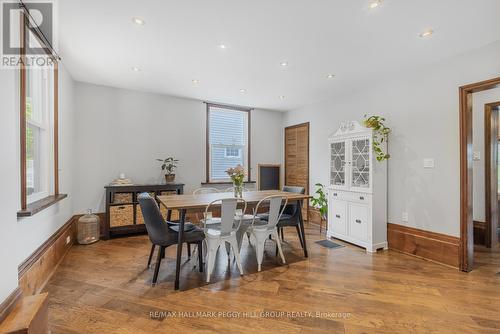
<box><xmin>419</xmin><ymin>29</ymin><xmax>434</xmax><ymax>38</ymax></box>
<box><xmin>279</xmin><ymin>95</ymin><xmax>285</xmax><ymax>100</ymax></box>
<box><xmin>239</xmin><ymin>89</ymin><xmax>246</xmax><ymax>93</ymax></box>
<box><xmin>192</xmin><ymin>79</ymin><xmax>199</xmax><ymax>84</ymax></box>
<box><xmin>368</xmin><ymin>0</ymin><xmax>382</xmax><ymax>9</ymax></box>
<box><xmin>327</xmin><ymin>74</ymin><xmax>335</xmax><ymax>79</ymax></box>
<box><xmin>132</xmin><ymin>17</ymin><xmax>145</xmax><ymax>25</ymax></box>
<box><xmin>280</xmin><ymin>61</ymin><xmax>288</xmax><ymax>67</ymax></box>
<box><xmin>131</xmin><ymin>67</ymin><xmax>141</xmax><ymax>72</ymax></box>
<box><xmin>219</xmin><ymin>44</ymin><xmax>227</xmax><ymax>49</ymax></box>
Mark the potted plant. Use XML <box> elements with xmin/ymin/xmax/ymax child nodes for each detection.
<box><xmin>363</xmin><ymin>115</ymin><xmax>391</xmax><ymax>161</ymax></box>
<box><xmin>157</xmin><ymin>157</ymin><xmax>179</xmax><ymax>183</ymax></box>
<box><xmin>310</xmin><ymin>183</ymin><xmax>328</xmax><ymax>233</ymax></box>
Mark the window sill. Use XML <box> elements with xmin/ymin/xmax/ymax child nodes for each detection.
<box><xmin>17</xmin><ymin>194</ymin><xmax>68</xmax><ymax>218</ymax></box>
<box><xmin>201</xmin><ymin>181</ymin><xmax>256</xmax><ymax>185</ymax></box>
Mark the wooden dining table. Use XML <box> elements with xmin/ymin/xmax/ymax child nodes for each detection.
<box><xmin>157</xmin><ymin>190</ymin><xmax>311</xmax><ymax>290</ymax></box>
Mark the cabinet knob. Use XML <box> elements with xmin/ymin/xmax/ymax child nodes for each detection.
<box><xmin>355</xmin><ymin>219</ymin><xmax>361</xmax><ymax>224</ymax></box>
<box><xmin>335</xmin><ymin>214</ymin><xmax>341</xmax><ymax>218</ymax></box>
<box><xmin>359</xmin><ymin>196</ymin><xmax>364</xmax><ymax>200</ymax></box>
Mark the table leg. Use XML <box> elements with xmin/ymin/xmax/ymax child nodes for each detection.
<box><xmin>166</xmin><ymin>209</ymin><xmax>172</xmax><ymax>221</ymax></box>
<box><xmin>297</xmin><ymin>201</ymin><xmax>308</xmax><ymax>258</ymax></box>
<box><xmin>175</xmin><ymin>209</ymin><xmax>186</xmax><ymax>290</ymax></box>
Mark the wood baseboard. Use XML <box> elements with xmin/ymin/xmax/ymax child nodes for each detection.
<box><xmin>473</xmin><ymin>220</ymin><xmax>486</xmax><ymax>245</ymax></box>
<box><xmin>18</xmin><ymin>216</ymin><xmax>77</xmax><ymax>296</ymax></box>
<box><xmin>387</xmin><ymin>223</ymin><xmax>460</xmax><ymax>268</ymax></box>
<box><xmin>0</xmin><ymin>287</ymin><xmax>22</xmax><ymax>325</ymax></box>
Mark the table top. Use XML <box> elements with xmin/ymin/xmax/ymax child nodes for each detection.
<box><xmin>157</xmin><ymin>190</ymin><xmax>311</xmax><ymax>210</ymax></box>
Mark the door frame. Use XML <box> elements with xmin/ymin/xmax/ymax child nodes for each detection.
<box><xmin>485</xmin><ymin>102</ymin><xmax>500</xmax><ymax>249</ymax></box>
<box><xmin>284</xmin><ymin>122</ymin><xmax>310</xmax><ymax>219</ymax></box>
<box><xmin>459</xmin><ymin>77</ymin><xmax>500</xmax><ymax>272</ymax></box>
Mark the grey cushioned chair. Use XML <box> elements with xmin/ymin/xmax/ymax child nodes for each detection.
<box><xmin>258</xmin><ymin>186</ymin><xmax>308</xmax><ymax>257</ymax></box>
<box><xmin>138</xmin><ymin>193</ymin><xmax>205</xmax><ymax>285</ymax></box>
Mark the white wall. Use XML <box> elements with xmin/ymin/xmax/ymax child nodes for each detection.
<box><xmin>0</xmin><ymin>64</ymin><xmax>76</xmax><ymax>302</ymax></box>
<box><xmin>472</xmin><ymin>88</ymin><xmax>500</xmax><ymax>222</ymax></box>
<box><xmin>284</xmin><ymin>41</ymin><xmax>500</xmax><ymax>237</ymax></box>
<box><xmin>74</xmin><ymin>83</ymin><xmax>283</xmax><ymax>214</ymax></box>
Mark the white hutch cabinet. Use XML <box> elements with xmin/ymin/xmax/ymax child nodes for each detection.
<box><xmin>326</xmin><ymin>121</ymin><xmax>387</xmax><ymax>252</ymax></box>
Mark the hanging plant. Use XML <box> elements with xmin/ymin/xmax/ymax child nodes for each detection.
<box><xmin>363</xmin><ymin>115</ymin><xmax>391</xmax><ymax>161</ymax></box>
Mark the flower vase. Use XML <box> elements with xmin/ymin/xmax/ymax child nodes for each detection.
<box><xmin>233</xmin><ymin>183</ymin><xmax>243</xmax><ymax>198</ymax></box>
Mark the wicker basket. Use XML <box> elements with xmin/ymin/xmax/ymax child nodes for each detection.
<box><xmin>110</xmin><ymin>205</ymin><xmax>134</xmax><ymax>227</ymax></box>
<box><xmin>113</xmin><ymin>192</ymin><xmax>133</xmax><ymax>204</ymax></box>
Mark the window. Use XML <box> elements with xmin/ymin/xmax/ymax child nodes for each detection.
<box><xmin>225</xmin><ymin>147</ymin><xmax>241</xmax><ymax>158</ymax></box>
<box><xmin>19</xmin><ymin>11</ymin><xmax>61</xmax><ymax>215</ymax></box>
<box><xmin>206</xmin><ymin>104</ymin><xmax>251</xmax><ymax>182</ymax></box>
<box><xmin>26</xmin><ymin>58</ymin><xmax>53</xmax><ymax>203</ymax></box>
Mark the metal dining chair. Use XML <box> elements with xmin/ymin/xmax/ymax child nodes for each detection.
<box><xmin>247</xmin><ymin>195</ymin><xmax>288</xmax><ymax>271</ymax></box>
<box><xmin>138</xmin><ymin>193</ymin><xmax>205</xmax><ymax>286</ymax></box>
<box><xmin>258</xmin><ymin>186</ymin><xmax>308</xmax><ymax>257</ymax></box>
<box><xmin>202</xmin><ymin>198</ymin><xmax>247</xmax><ymax>282</ymax></box>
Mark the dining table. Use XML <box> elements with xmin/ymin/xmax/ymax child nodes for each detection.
<box><xmin>157</xmin><ymin>190</ymin><xmax>312</xmax><ymax>290</ymax></box>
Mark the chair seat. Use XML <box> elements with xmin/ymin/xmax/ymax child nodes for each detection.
<box><xmin>205</xmin><ymin>228</ymin><xmax>236</xmax><ymax>237</ymax></box>
<box><xmin>168</xmin><ymin>222</ymin><xmax>197</xmax><ymax>233</ymax></box>
<box><xmin>257</xmin><ymin>213</ymin><xmax>293</xmax><ymax>221</ymax></box>
<box><xmin>237</xmin><ymin>214</ymin><xmax>255</xmax><ymax>221</ymax></box>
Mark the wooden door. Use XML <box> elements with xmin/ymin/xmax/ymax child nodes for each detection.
<box><xmin>285</xmin><ymin>123</ymin><xmax>309</xmax><ymax>220</ymax></box>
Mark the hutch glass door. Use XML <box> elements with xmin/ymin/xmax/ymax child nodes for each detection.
<box><xmin>330</xmin><ymin>141</ymin><xmax>346</xmax><ymax>187</ymax></box>
<box><xmin>350</xmin><ymin>138</ymin><xmax>370</xmax><ymax>189</ymax></box>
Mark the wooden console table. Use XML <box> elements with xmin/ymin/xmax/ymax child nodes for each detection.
<box><xmin>104</xmin><ymin>183</ymin><xmax>184</xmax><ymax>239</ymax></box>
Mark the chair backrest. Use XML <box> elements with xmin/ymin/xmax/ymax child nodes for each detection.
<box><xmin>204</xmin><ymin>198</ymin><xmax>247</xmax><ymax>236</ymax></box>
<box><xmin>282</xmin><ymin>185</ymin><xmax>305</xmax><ymax>216</ymax></box>
<box><xmin>137</xmin><ymin>192</ymin><xmax>171</xmax><ymax>244</ymax></box>
<box><xmin>193</xmin><ymin>187</ymin><xmax>220</xmax><ymax>195</ymax></box>
<box><xmin>253</xmin><ymin>195</ymin><xmax>288</xmax><ymax>229</ymax></box>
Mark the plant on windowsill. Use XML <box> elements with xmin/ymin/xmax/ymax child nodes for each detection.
<box><xmin>363</xmin><ymin>115</ymin><xmax>391</xmax><ymax>161</ymax></box>
<box><xmin>157</xmin><ymin>157</ymin><xmax>179</xmax><ymax>183</ymax></box>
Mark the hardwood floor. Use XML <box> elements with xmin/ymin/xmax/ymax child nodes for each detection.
<box><xmin>43</xmin><ymin>224</ymin><xmax>500</xmax><ymax>333</ymax></box>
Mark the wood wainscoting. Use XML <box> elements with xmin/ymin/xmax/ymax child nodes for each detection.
<box><xmin>18</xmin><ymin>217</ymin><xmax>77</xmax><ymax>296</ymax></box>
<box><xmin>387</xmin><ymin>223</ymin><xmax>460</xmax><ymax>268</ymax></box>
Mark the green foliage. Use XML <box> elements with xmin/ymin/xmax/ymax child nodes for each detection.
<box><xmin>310</xmin><ymin>183</ymin><xmax>328</xmax><ymax>219</ymax></box>
<box><xmin>156</xmin><ymin>157</ymin><xmax>179</xmax><ymax>175</ymax></box>
<box><xmin>363</xmin><ymin>115</ymin><xmax>391</xmax><ymax>161</ymax></box>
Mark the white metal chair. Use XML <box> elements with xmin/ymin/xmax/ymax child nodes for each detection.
<box><xmin>202</xmin><ymin>198</ymin><xmax>247</xmax><ymax>282</ymax></box>
<box><xmin>247</xmin><ymin>195</ymin><xmax>288</xmax><ymax>271</ymax></box>
<box><xmin>193</xmin><ymin>187</ymin><xmax>220</xmax><ymax>195</ymax></box>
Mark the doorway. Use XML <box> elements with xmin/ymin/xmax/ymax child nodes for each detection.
<box><xmin>284</xmin><ymin>122</ymin><xmax>310</xmax><ymax>220</ymax></box>
<box><xmin>459</xmin><ymin>77</ymin><xmax>500</xmax><ymax>272</ymax></box>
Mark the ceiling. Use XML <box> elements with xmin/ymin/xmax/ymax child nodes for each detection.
<box><xmin>58</xmin><ymin>0</ymin><xmax>500</xmax><ymax>111</ymax></box>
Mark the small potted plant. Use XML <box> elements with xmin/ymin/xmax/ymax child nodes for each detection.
<box><xmin>157</xmin><ymin>157</ymin><xmax>179</xmax><ymax>183</ymax></box>
<box><xmin>226</xmin><ymin>165</ymin><xmax>246</xmax><ymax>197</ymax></box>
<box><xmin>310</xmin><ymin>183</ymin><xmax>328</xmax><ymax>233</ymax></box>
